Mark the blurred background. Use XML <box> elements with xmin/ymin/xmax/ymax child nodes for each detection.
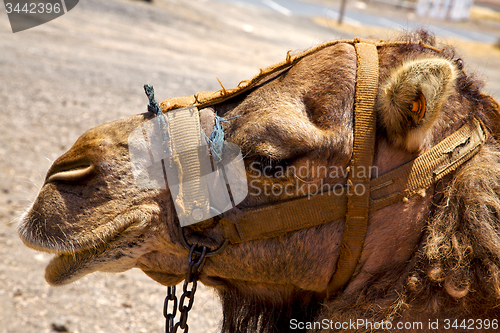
<box><xmin>0</xmin><ymin>0</ymin><xmax>499</xmax><ymax>332</ymax></box>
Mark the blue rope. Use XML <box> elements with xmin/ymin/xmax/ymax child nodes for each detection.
<box><xmin>143</xmin><ymin>84</ymin><xmax>238</xmax><ymax>162</ymax></box>
<box><xmin>144</xmin><ymin>84</ymin><xmax>169</xmax><ymax>155</ymax></box>
<box><xmin>144</xmin><ymin>84</ymin><xmax>161</xmax><ymax>115</ymax></box>
<box><xmin>205</xmin><ymin>115</ymin><xmax>239</xmax><ymax>163</ymax></box>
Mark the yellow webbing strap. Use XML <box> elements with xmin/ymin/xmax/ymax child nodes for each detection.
<box><xmin>326</xmin><ymin>41</ymin><xmax>379</xmax><ymax>294</ymax></box>
<box><xmin>167</xmin><ymin>106</ymin><xmax>211</xmax><ymax>226</ymax></box>
<box><xmin>369</xmin><ymin>117</ymin><xmax>486</xmax><ymax>210</ymax></box>
<box><xmin>220</xmin><ymin>191</ymin><xmax>348</xmax><ymax>243</ymax></box>
<box><xmin>218</xmin><ymin>117</ymin><xmax>486</xmax><ymax>244</ymax></box>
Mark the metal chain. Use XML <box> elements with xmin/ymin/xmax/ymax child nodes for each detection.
<box><xmin>164</xmin><ymin>286</ymin><xmax>177</xmax><ymax>333</ymax></box>
<box><xmin>164</xmin><ymin>245</ymin><xmax>207</xmax><ymax>333</ymax></box>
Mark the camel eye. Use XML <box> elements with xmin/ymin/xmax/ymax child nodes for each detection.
<box><xmin>410</xmin><ymin>93</ymin><xmax>426</xmax><ymax>120</ymax></box>
<box><xmin>249</xmin><ymin>156</ymin><xmax>290</xmax><ymax>179</ymax></box>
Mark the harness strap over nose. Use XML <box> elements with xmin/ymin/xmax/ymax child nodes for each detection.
<box><xmin>166</xmin><ymin>107</ymin><xmax>211</xmax><ymax>226</ymax></box>
<box><xmin>326</xmin><ymin>40</ymin><xmax>379</xmax><ymax>294</ymax></box>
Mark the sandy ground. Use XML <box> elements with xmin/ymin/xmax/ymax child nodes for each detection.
<box><xmin>0</xmin><ymin>0</ymin><xmax>499</xmax><ymax>332</ymax></box>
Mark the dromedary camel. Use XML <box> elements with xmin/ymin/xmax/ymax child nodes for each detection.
<box><xmin>19</xmin><ymin>31</ymin><xmax>500</xmax><ymax>332</ymax></box>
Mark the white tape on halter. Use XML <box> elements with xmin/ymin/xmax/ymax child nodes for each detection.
<box><xmin>128</xmin><ymin>106</ymin><xmax>248</xmax><ymax>226</ymax></box>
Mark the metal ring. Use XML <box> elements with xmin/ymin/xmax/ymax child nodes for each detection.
<box><xmin>178</xmin><ymin>207</ymin><xmax>229</xmax><ymax>257</ymax></box>
<box><xmin>179</xmin><ymin>225</ymin><xmax>228</xmax><ymax>257</ymax></box>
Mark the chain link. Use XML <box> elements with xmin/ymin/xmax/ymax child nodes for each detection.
<box><xmin>164</xmin><ymin>245</ymin><xmax>207</xmax><ymax>333</ymax></box>
<box><xmin>164</xmin><ymin>286</ymin><xmax>177</xmax><ymax>333</ymax></box>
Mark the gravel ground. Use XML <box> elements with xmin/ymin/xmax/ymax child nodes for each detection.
<box><xmin>0</xmin><ymin>0</ymin><xmax>499</xmax><ymax>332</ymax></box>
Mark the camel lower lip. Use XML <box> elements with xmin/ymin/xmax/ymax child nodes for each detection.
<box><xmin>42</xmin><ymin>220</ymin><xmax>150</xmax><ymax>286</ymax></box>
<box><xmin>45</xmin><ymin>246</ymin><xmax>106</xmax><ymax>286</ymax></box>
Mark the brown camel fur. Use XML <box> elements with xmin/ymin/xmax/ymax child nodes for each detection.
<box><xmin>19</xmin><ymin>31</ymin><xmax>500</xmax><ymax>332</ymax></box>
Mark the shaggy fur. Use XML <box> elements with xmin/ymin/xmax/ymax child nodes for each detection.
<box><xmin>423</xmin><ymin>142</ymin><xmax>500</xmax><ymax>307</ymax></box>
<box><xmin>306</xmin><ymin>142</ymin><xmax>500</xmax><ymax>333</ymax></box>
<box><xmin>218</xmin><ymin>284</ymin><xmax>321</xmax><ymax>333</ymax></box>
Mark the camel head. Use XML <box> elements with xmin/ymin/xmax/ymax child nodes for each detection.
<box><xmin>19</xmin><ymin>32</ymin><xmax>500</xmax><ymax>332</ymax></box>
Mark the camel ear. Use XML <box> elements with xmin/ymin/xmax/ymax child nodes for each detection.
<box><xmin>377</xmin><ymin>58</ymin><xmax>458</xmax><ymax>151</ymax></box>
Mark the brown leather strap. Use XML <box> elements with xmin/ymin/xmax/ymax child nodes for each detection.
<box><xmin>326</xmin><ymin>41</ymin><xmax>379</xmax><ymax>294</ymax></box>
<box><xmin>221</xmin><ymin>191</ymin><xmax>348</xmax><ymax>243</ymax></box>
<box><xmin>369</xmin><ymin>117</ymin><xmax>486</xmax><ymax>209</ymax></box>
<box><xmin>219</xmin><ymin>117</ymin><xmax>486</xmax><ymax>244</ymax></box>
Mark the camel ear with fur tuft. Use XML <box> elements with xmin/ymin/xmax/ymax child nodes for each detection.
<box><xmin>377</xmin><ymin>58</ymin><xmax>458</xmax><ymax>151</ymax></box>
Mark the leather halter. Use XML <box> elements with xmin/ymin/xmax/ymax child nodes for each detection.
<box><xmin>327</xmin><ymin>41</ymin><xmax>378</xmax><ymax>293</ymax></box>
<box><xmin>158</xmin><ymin>39</ymin><xmax>488</xmax><ymax>294</ymax></box>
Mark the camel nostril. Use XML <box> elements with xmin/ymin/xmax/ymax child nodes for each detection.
<box><xmin>45</xmin><ymin>164</ymin><xmax>95</xmax><ymax>184</ymax></box>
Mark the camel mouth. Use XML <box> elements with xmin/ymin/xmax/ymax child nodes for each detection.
<box><xmin>18</xmin><ymin>211</ymin><xmax>137</xmax><ymax>256</ymax></box>
<box><xmin>19</xmin><ymin>202</ymin><xmax>157</xmax><ymax>256</ymax></box>
<box><xmin>43</xmin><ymin>220</ymin><xmax>152</xmax><ymax>286</ymax></box>
<box><xmin>45</xmin><ymin>244</ymin><xmax>108</xmax><ymax>286</ymax></box>
<box><xmin>19</xmin><ymin>207</ymin><xmax>158</xmax><ymax>285</ymax></box>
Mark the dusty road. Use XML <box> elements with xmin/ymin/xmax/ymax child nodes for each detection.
<box><xmin>1</xmin><ymin>0</ymin><xmax>499</xmax><ymax>332</ymax></box>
